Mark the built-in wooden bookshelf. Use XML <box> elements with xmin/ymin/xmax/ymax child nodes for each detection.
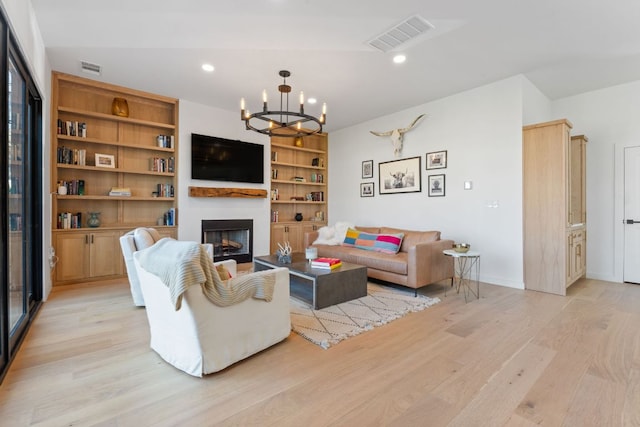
<box><xmin>269</xmin><ymin>133</ymin><xmax>328</xmax><ymax>253</ymax></box>
<box><xmin>51</xmin><ymin>71</ymin><xmax>179</xmax><ymax>285</ymax></box>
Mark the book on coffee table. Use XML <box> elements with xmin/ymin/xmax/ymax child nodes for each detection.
<box><xmin>311</xmin><ymin>257</ymin><xmax>342</xmax><ymax>269</ymax></box>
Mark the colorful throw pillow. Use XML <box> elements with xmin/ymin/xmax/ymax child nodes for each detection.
<box><xmin>342</xmin><ymin>228</ymin><xmax>404</xmax><ymax>254</ymax></box>
<box><xmin>215</xmin><ymin>264</ymin><xmax>232</xmax><ymax>280</ymax></box>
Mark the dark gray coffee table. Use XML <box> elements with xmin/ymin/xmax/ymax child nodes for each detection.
<box><xmin>254</xmin><ymin>253</ymin><xmax>368</xmax><ymax>309</ymax></box>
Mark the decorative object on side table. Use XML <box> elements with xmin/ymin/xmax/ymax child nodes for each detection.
<box><xmin>295</xmin><ymin>212</ymin><xmax>303</xmax><ymax>221</ymax></box>
<box><xmin>276</xmin><ymin>241</ymin><xmax>292</xmax><ymax>264</ymax></box>
<box><xmin>87</xmin><ymin>212</ymin><xmax>101</xmax><ymax>228</ymax></box>
<box><xmin>453</xmin><ymin>243</ymin><xmax>470</xmax><ymax>253</ymax></box>
<box><xmin>111</xmin><ymin>97</ymin><xmax>129</xmax><ymax>117</ymax></box>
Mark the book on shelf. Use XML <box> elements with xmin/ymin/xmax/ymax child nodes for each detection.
<box><xmin>156</xmin><ymin>134</ymin><xmax>174</xmax><ymax>149</ymax></box>
<box><xmin>109</xmin><ymin>187</ymin><xmax>131</xmax><ymax>196</ymax></box>
<box><xmin>57</xmin><ymin>119</ymin><xmax>87</xmax><ymax>138</ymax></box>
<box><xmin>57</xmin><ymin>212</ymin><xmax>82</xmax><ymax>229</ymax></box>
<box><xmin>163</xmin><ymin>207</ymin><xmax>176</xmax><ymax>226</ymax></box>
<box><xmin>57</xmin><ymin>147</ymin><xmax>87</xmax><ymax>165</ymax></box>
<box><xmin>156</xmin><ymin>183</ymin><xmax>174</xmax><ymax>198</ymax></box>
<box><xmin>149</xmin><ymin>156</ymin><xmax>174</xmax><ymax>173</ymax></box>
<box><xmin>311</xmin><ymin>257</ymin><xmax>342</xmax><ymax>269</ymax></box>
<box><xmin>57</xmin><ymin>179</ymin><xmax>85</xmax><ymax>196</ymax></box>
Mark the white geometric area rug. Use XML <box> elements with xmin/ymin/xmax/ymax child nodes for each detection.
<box><xmin>290</xmin><ymin>283</ymin><xmax>440</xmax><ymax>349</ymax></box>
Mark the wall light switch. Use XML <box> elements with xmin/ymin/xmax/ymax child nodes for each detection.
<box><xmin>464</xmin><ymin>181</ymin><xmax>473</xmax><ymax>190</ymax></box>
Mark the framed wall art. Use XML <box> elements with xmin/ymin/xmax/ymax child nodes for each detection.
<box><xmin>428</xmin><ymin>174</ymin><xmax>446</xmax><ymax>197</ymax></box>
<box><xmin>379</xmin><ymin>156</ymin><xmax>422</xmax><ymax>195</ymax></box>
<box><xmin>362</xmin><ymin>160</ymin><xmax>373</xmax><ymax>179</ymax></box>
<box><xmin>426</xmin><ymin>150</ymin><xmax>447</xmax><ymax>169</ymax></box>
<box><xmin>360</xmin><ymin>182</ymin><xmax>374</xmax><ymax>197</ymax></box>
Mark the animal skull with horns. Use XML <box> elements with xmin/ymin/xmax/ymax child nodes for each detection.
<box><xmin>370</xmin><ymin>114</ymin><xmax>427</xmax><ymax>157</ymax></box>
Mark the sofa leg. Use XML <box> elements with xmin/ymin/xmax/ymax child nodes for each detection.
<box><xmin>414</xmin><ymin>289</ymin><xmax>417</xmax><ymax>297</ymax></box>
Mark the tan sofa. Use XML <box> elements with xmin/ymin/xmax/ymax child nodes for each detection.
<box><xmin>304</xmin><ymin>226</ymin><xmax>454</xmax><ymax>294</ymax></box>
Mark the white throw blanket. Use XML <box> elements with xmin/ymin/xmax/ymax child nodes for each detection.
<box><xmin>135</xmin><ymin>238</ymin><xmax>275</xmax><ymax>310</ymax></box>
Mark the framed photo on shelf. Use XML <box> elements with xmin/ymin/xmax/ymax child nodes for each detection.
<box><xmin>379</xmin><ymin>156</ymin><xmax>422</xmax><ymax>195</ymax></box>
<box><xmin>360</xmin><ymin>182</ymin><xmax>374</xmax><ymax>197</ymax></box>
<box><xmin>362</xmin><ymin>159</ymin><xmax>374</xmax><ymax>179</ymax></box>
<box><xmin>426</xmin><ymin>150</ymin><xmax>447</xmax><ymax>170</ymax></box>
<box><xmin>428</xmin><ymin>174</ymin><xmax>446</xmax><ymax>197</ymax></box>
<box><xmin>95</xmin><ymin>153</ymin><xmax>115</xmax><ymax>168</ymax></box>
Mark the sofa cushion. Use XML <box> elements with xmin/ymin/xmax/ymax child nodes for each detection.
<box><xmin>379</xmin><ymin>227</ymin><xmax>440</xmax><ymax>252</ymax></box>
<box><xmin>216</xmin><ymin>263</ymin><xmax>232</xmax><ymax>280</ymax></box>
<box><xmin>355</xmin><ymin>226</ymin><xmax>380</xmax><ymax>234</ymax></box>
<box><xmin>342</xmin><ymin>228</ymin><xmax>404</xmax><ymax>254</ymax></box>
<box><xmin>312</xmin><ymin>221</ymin><xmax>355</xmax><ymax>245</ymax></box>
<box><xmin>314</xmin><ymin>245</ymin><xmax>408</xmax><ymax>275</ymax></box>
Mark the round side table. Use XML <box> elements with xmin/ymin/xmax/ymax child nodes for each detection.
<box><xmin>443</xmin><ymin>249</ymin><xmax>481</xmax><ymax>302</ymax></box>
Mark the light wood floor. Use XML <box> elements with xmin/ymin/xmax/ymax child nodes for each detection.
<box><xmin>1</xmin><ymin>277</ymin><xmax>639</xmax><ymax>426</ymax></box>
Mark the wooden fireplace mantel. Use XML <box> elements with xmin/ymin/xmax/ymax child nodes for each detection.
<box><xmin>188</xmin><ymin>186</ymin><xmax>268</xmax><ymax>198</ymax></box>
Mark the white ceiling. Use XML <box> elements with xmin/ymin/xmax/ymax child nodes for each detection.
<box><xmin>30</xmin><ymin>0</ymin><xmax>640</xmax><ymax>132</ymax></box>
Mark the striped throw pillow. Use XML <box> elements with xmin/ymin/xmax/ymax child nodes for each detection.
<box><xmin>342</xmin><ymin>228</ymin><xmax>404</xmax><ymax>254</ymax></box>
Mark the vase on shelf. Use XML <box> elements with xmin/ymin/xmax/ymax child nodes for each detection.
<box><xmin>111</xmin><ymin>97</ymin><xmax>129</xmax><ymax>117</ymax></box>
<box><xmin>295</xmin><ymin>213</ymin><xmax>303</xmax><ymax>222</ymax></box>
<box><xmin>87</xmin><ymin>212</ymin><xmax>101</xmax><ymax>228</ymax></box>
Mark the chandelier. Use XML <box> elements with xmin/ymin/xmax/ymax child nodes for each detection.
<box><xmin>240</xmin><ymin>70</ymin><xmax>326</xmax><ymax>138</ymax></box>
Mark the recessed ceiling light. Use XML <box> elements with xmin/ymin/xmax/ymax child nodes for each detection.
<box><xmin>308</xmin><ymin>97</ymin><xmax>317</xmax><ymax>104</ymax></box>
<box><xmin>202</xmin><ymin>63</ymin><xmax>215</xmax><ymax>72</ymax></box>
<box><xmin>393</xmin><ymin>54</ymin><xmax>406</xmax><ymax>64</ymax></box>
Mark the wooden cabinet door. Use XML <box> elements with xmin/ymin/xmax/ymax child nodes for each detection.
<box><xmin>90</xmin><ymin>232</ymin><xmax>122</xmax><ymax>278</ymax></box>
<box><xmin>287</xmin><ymin>225</ymin><xmax>303</xmax><ymax>252</ymax></box>
<box><xmin>55</xmin><ymin>233</ymin><xmax>90</xmax><ymax>282</ymax></box>
<box><xmin>271</xmin><ymin>224</ymin><xmax>288</xmax><ymax>254</ymax></box>
<box><xmin>271</xmin><ymin>223</ymin><xmax>303</xmax><ymax>253</ymax></box>
<box><xmin>569</xmin><ymin>136</ymin><xmax>587</xmax><ymax>225</ymax></box>
<box><xmin>567</xmin><ymin>228</ymin><xmax>585</xmax><ymax>286</ymax></box>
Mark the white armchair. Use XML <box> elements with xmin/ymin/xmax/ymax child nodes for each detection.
<box><xmin>120</xmin><ymin>227</ymin><xmax>214</xmax><ymax>306</ymax></box>
<box><xmin>133</xmin><ymin>255</ymin><xmax>291</xmax><ymax>377</ymax></box>
<box><xmin>120</xmin><ymin>228</ymin><xmax>163</xmax><ymax>306</ymax></box>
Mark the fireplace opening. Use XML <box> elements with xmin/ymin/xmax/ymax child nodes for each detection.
<box><xmin>201</xmin><ymin>219</ymin><xmax>253</xmax><ymax>263</ymax></box>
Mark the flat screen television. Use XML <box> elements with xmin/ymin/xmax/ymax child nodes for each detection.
<box><xmin>191</xmin><ymin>133</ymin><xmax>264</xmax><ymax>183</ymax></box>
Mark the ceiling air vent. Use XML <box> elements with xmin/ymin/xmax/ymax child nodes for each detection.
<box><xmin>80</xmin><ymin>60</ymin><xmax>102</xmax><ymax>76</ymax></box>
<box><xmin>367</xmin><ymin>15</ymin><xmax>435</xmax><ymax>53</ymax></box>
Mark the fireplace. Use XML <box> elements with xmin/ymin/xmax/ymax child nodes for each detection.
<box><xmin>201</xmin><ymin>219</ymin><xmax>253</xmax><ymax>263</ymax></box>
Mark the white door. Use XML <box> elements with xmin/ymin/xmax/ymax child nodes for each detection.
<box><xmin>624</xmin><ymin>146</ymin><xmax>640</xmax><ymax>283</ymax></box>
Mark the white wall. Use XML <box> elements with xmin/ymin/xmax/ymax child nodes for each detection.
<box><xmin>329</xmin><ymin>76</ymin><xmax>526</xmax><ymax>288</ymax></box>
<box><xmin>522</xmin><ymin>75</ymin><xmax>552</xmax><ymax>125</ymax></box>
<box><xmin>1</xmin><ymin>0</ymin><xmax>52</xmax><ymax>299</ymax></box>
<box><xmin>552</xmin><ymin>80</ymin><xmax>640</xmax><ymax>282</ymax></box>
<box><xmin>177</xmin><ymin>100</ymin><xmax>272</xmax><ymax>256</ymax></box>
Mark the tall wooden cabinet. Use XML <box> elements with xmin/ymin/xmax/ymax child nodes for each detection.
<box><xmin>51</xmin><ymin>72</ymin><xmax>179</xmax><ymax>285</ymax></box>
<box><xmin>269</xmin><ymin>133</ymin><xmax>328</xmax><ymax>253</ymax></box>
<box><xmin>523</xmin><ymin>119</ymin><xmax>587</xmax><ymax>295</ymax></box>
